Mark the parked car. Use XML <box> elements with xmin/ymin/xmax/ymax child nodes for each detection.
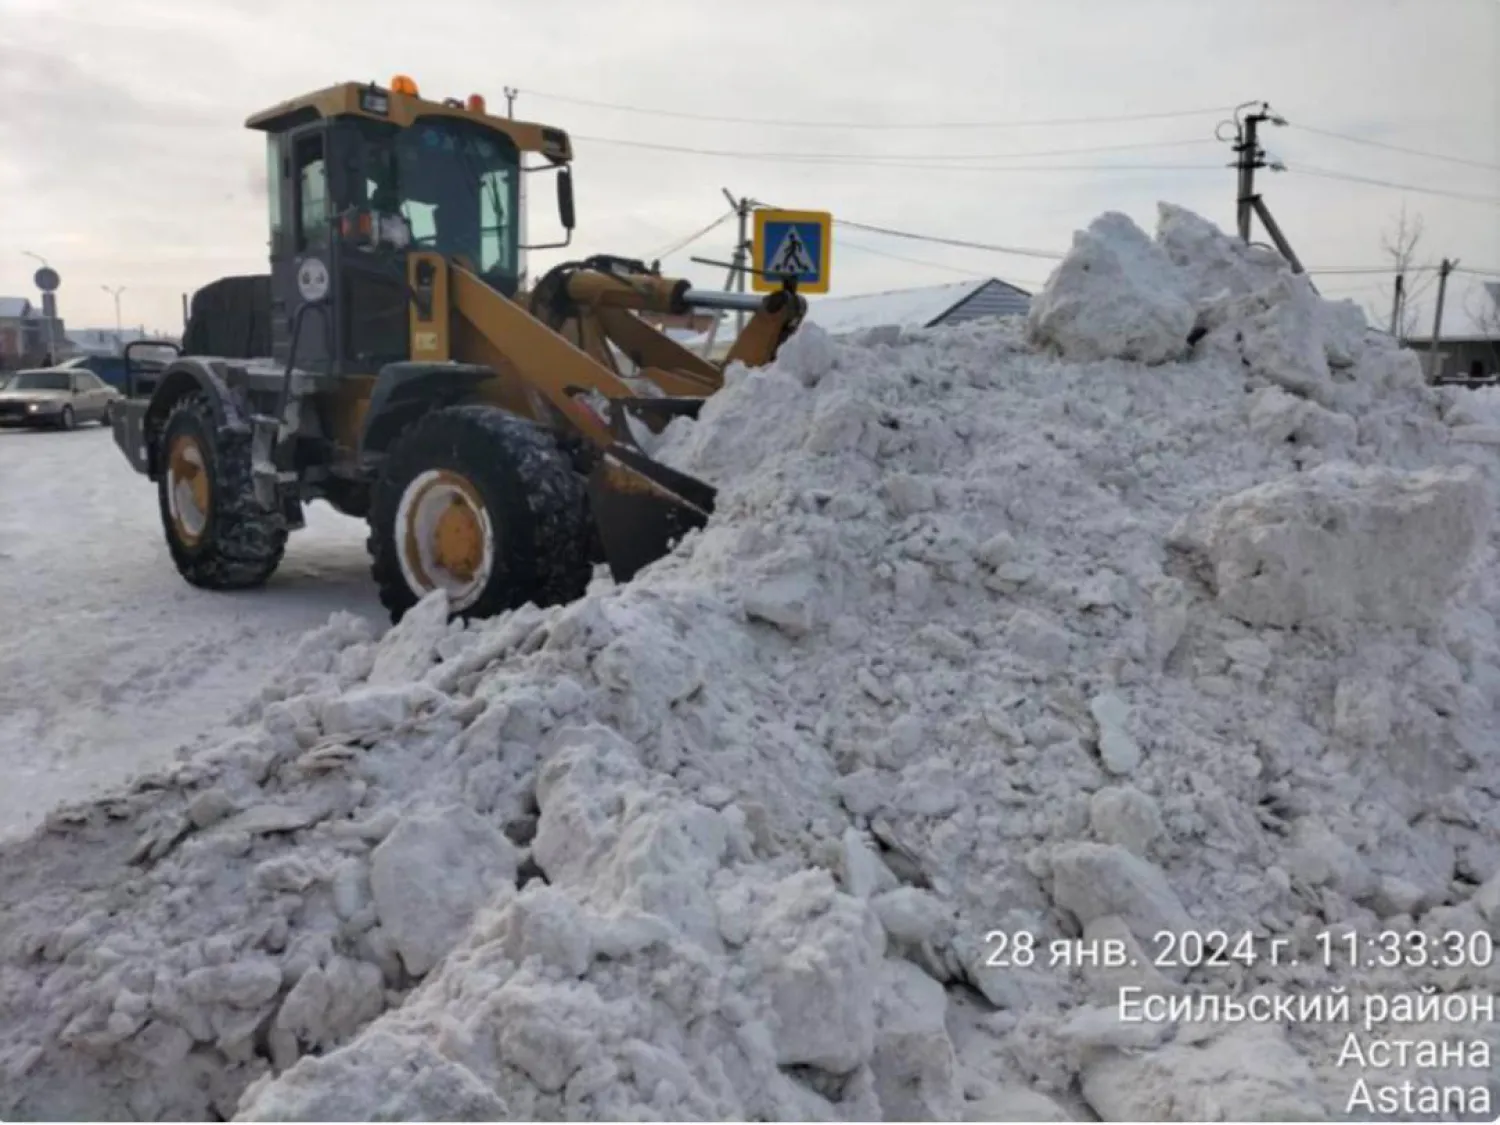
<box><xmin>0</xmin><ymin>367</ymin><xmax>123</xmax><ymax>430</ymax></box>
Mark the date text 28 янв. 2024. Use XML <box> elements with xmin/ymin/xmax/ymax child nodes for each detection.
<box><xmin>981</xmin><ymin>928</ymin><xmax>1495</xmax><ymax>971</ymax></box>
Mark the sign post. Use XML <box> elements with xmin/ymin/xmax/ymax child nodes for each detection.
<box><xmin>33</xmin><ymin>266</ymin><xmax>61</xmax><ymax>362</ymax></box>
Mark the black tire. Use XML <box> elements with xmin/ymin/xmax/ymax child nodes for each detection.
<box><xmin>58</xmin><ymin>406</ymin><xmax>74</xmax><ymax>431</ymax></box>
<box><xmin>101</xmin><ymin>402</ymin><xmax>114</xmax><ymax>428</ymax></box>
<box><xmin>367</xmin><ymin>404</ymin><xmax>592</xmax><ymax>623</ymax></box>
<box><xmin>157</xmin><ymin>391</ymin><xmax>286</xmax><ymax>590</ymax></box>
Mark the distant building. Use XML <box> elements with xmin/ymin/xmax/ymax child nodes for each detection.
<box><xmin>65</xmin><ymin>327</ymin><xmax>157</xmax><ymax>357</ymax></box>
<box><xmin>803</xmin><ymin>277</ymin><xmax>1032</xmax><ymax>337</ymax></box>
<box><xmin>660</xmin><ymin>278</ymin><xmax>1034</xmax><ymax>361</ymax></box>
<box><xmin>0</xmin><ymin>297</ymin><xmax>66</xmax><ymax>370</ymax></box>
<box><xmin>1401</xmin><ymin>332</ymin><xmax>1500</xmax><ymax>383</ymax></box>
<box><xmin>1402</xmin><ymin>281</ymin><xmax>1500</xmax><ymax>383</ymax></box>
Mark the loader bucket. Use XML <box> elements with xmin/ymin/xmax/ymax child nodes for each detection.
<box><xmin>603</xmin><ymin>395</ymin><xmax>704</xmax><ymax>442</ymax></box>
<box><xmin>586</xmin><ymin>441</ymin><xmax>717</xmax><ymax>582</ymax></box>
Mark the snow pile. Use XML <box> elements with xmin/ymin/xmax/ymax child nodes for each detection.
<box><xmin>3</xmin><ymin>203</ymin><xmax>1499</xmax><ymax>1122</ymax></box>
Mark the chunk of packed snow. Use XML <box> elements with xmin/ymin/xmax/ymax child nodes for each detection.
<box><xmin>369</xmin><ymin>805</ymin><xmax>521</xmax><ymax>975</ymax></box>
<box><xmin>1028</xmin><ymin>211</ymin><xmax>1195</xmax><ymax>365</ymax></box>
<box><xmin>1155</xmin><ymin>202</ymin><xmax>1292</xmax><ymax>300</ymax></box>
<box><xmin>1174</xmin><ymin>462</ymin><xmax>1491</xmax><ymax>630</ymax></box>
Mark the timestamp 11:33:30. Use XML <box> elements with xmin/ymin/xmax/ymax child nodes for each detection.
<box><xmin>980</xmin><ymin>928</ymin><xmax>1495</xmax><ymax>972</ymax></box>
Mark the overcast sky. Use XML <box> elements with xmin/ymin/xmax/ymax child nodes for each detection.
<box><xmin>1</xmin><ymin>0</ymin><xmax>1496</xmax><ymax>336</ymax></box>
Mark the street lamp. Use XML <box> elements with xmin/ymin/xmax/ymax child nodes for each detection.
<box><xmin>101</xmin><ymin>285</ymin><xmax>127</xmax><ymax>350</ymax></box>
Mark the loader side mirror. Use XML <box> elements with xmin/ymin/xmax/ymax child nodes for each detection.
<box><xmin>557</xmin><ymin>168</ymin><xmax>576</xmax><ymax>231</ymax></box>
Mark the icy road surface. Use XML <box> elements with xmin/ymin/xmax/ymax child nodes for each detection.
<box><xmin>0</xmin><ymin>424</ymin><xmax>379</xmax><ymax>841</ymax></box>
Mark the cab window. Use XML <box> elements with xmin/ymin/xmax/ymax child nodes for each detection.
<box><xmin>294</xmin><ymin>134</ymin><xmax>328</xmax><ymax>249</ymax></box>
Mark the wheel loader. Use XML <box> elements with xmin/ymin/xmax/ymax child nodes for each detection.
<box><xmin>113</xmin><ymin>75</ymin><xmax>806</xmax><ymax>622</ymax></box>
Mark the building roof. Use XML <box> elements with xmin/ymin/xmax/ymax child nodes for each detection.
<box><xmin>802</xmin><ymin>278</ymin><xmax>1030</xmax><ymax>336</ymax></box>
<box><xmin>0</xmin><ymin>297</ymin><xmax>35</xmax><ymax>320</ymax></box>
<box><xmin>654</xmin><ymin>278</ymin><xmax>1033</xmax><ymax>359</ymax></box>
<box><xmin>65</xmin><ymin>327</ymin><xmax>159</xmax><ymax>355</ymax></box>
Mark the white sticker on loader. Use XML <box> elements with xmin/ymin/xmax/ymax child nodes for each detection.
<box><xmin>297</xmin><ymin>257</ymin><xmax>330</xmax><ymax>302</ymax></box>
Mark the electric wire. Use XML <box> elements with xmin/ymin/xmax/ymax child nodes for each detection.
<box><xmin>520</xmin><ymin>90</ymin><xmax>1232</xmax><ymax>130</ymax></box>
<box><xmin>837</xmin><ymin>236</ymin><xmax>992</xmax><ymax>280</ymax></box>
<box><xmin>1285</xmin><ymin>164</ymin><xmax>1500</xmax><ymax>206</ymax></box>
<box><xmin>1286</xmin><ymin>123</ymin><xmax>1500</xmax><ymax>172</ymax></box>
<box><xmin>573</xmin><ymin>135</ymin><xmax>1219</xmax><ymax>163</ymax></box>
<box><xmin>834</xmin><ymin>218</ymin><xmax>1066</xmax><ymax>261</ymax></box>
<box><xmin>648</xmin><ymin>209</ymin><xmax>736</xmax><ymax>260</ymax></box>
<box><xmin>573</xmin><ymin>134</ymin><xmax>1224</xmax><ymax>172</ymax></box>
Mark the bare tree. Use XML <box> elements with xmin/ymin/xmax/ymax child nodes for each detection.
<box><xmin>1367</xmin><ymin>204</ymin><xmax>1435</xmax><ymax>339</ymax></box>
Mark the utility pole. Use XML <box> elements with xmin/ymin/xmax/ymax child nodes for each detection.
<box><xmin>1427</xmin><ymin>258</ymin><xmax>1456</xmax><ymax>382</ymax></box>
<box><xmin>1222</xmin><ymin>103</ymin><xmax>1287</xmax><ymax>243</ymax></box>
<box><xmin>101</xmin><ymin>285</ymin><xmax>126</xmax><ymax>349</ymax></box>
<box><xmin>1234</xmin><ymin>109</ymin><xmax>1265</xmax><ymax>243</ymax></box>
<box><xmin>729</xmin><ymin>190</ymin><xmax>752</xmax><ymax>336</ymax></box>
<box><xmin>1388</xmin><ymin>273</ymin><xmax>1405</xmax><ymax>337</ymax></box>
<box><xmin>506</xmin><ymin>86</ymin><xmax>526</xmax><ymax>290</ymax></box>
<box><xmin>698</xmin><ymin>190</ymin><xmax>757</xmax><ymax>359</ymax></box>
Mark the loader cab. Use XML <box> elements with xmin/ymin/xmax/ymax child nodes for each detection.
<box><xmin>248</xmin><ymin>79</ymin><xmax>573</xmax><ymax>376</ymax></box>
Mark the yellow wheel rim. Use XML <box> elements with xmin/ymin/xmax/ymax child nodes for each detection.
<box><xmin>395</xmin><ymin>469</ymin><xmax>495</xmax><ymax>610</ymax></box>
<box><xmin>166</xmin><ymin>434</ymin><xmax>211</xmax><ymax>545</ymax></box>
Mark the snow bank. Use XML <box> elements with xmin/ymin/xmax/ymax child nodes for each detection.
<box><xmin>3</xmin><ymin>203</ymin><xmax>1499</xmax><ymax>1122</ymax></box>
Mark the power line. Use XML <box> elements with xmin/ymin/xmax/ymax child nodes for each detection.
<box><xmin>648</xmin><ymin>209</ymin><xmax>735</xmax><ymax>260</ymax></box>
<box><xmin>1286</xmin><ymin>122</ymin><xmax>1500</xmax><ymax>172</ymax></box>
<box><xmin>834</xmin><ymin>218</ymin><xmax>1067</xmax><ymax>261</ymax></box>
<box><xmin>522</xmin><ymin>90</ymin><xmax>1232</xmax><ymax>130</ymax></box>
<box><xmin>1286</xmin><ymin>164</ymin><xmax>1500</xmax><ymax>206</ymax></box>
<box><xmin>1305</xmin><ymin>264</ymin><xmax>1437</xmax><ymax>276</ymax></box>
<box><xmin>837</xmin><ymin>236</ymin><xmax>991</xmax><ymax>279</ymax></box>
<box><xmin>574</xmin><ymin>134</ymin><xmax>1223</xmax><ymax>172</ymax></box>
<box><xmin>1306</xmin><ymin>262</ymin><xmax>1500</xmax><ymax>277</ymax></box>
<box><xmin>574</xmin><ymin>134</ymin><xmax>1218</xmax><ymax>163</ymax></box>
<box><xmin>839</xmin><ymin>223</ymin><xmax>1500</xmax><ymax>282</ymax></box>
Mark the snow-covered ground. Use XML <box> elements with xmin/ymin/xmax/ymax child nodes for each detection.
<box><xmin>0</xmin><ymin>424</ymin><xmax>377</xmax><ymax>840</ymax></box>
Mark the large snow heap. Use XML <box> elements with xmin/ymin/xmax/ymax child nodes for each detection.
<box><xmin>2</xmin><ymin>204</ymin><xmax>1498</xmax><ymax>1121</ymax></box>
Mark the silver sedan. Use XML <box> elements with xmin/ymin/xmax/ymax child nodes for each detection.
<box><xmin>0</xmin><ymin>368</ymin><xmax>122</xmax><ymax>430</ymax></box>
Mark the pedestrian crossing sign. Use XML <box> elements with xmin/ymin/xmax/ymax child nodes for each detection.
<box><xmin>752</xmin><ymin>208</ymin><xmax>832</xmax><ymax>294</ymax></box>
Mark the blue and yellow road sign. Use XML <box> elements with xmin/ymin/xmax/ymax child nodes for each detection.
<box><xmin>752</xmin><ymin>209</ymin><xmax>832</xmax><ymax>294</ymax></box>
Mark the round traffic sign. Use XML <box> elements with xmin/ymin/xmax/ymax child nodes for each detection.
<box><xmin>33</xmin><ymin>267</ymin><xmax>60</xmax><ymax>292</ymax></box>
